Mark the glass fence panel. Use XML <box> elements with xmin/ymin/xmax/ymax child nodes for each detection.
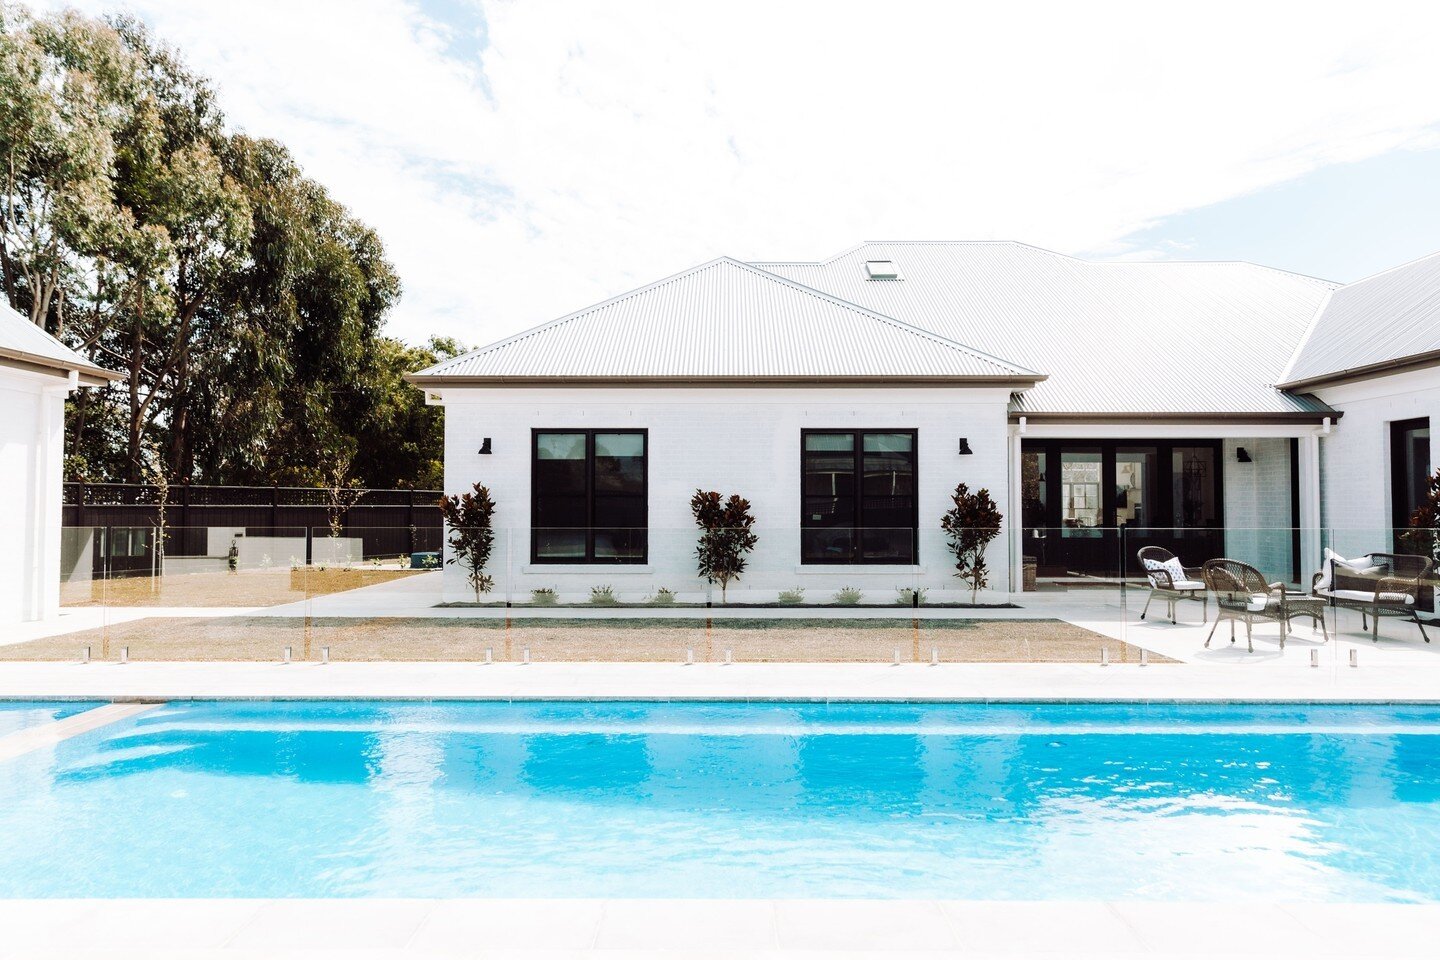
<box><xmin>14</xmin><ymin>521</ymin><xmax>1435</xmax><ymax>673</ymax></box>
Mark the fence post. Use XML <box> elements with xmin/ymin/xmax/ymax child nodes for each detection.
<box><xmin>408</xmin><ymin>487</ymin><xmax>416</xmax><ymax>556</ymax></box>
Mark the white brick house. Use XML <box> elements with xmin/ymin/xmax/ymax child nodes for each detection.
<box><xmin>410</xmin><ymin>242</ymin><xmax>1438</xmax><ymax>604</ymax></box>
<box><xmin>0</xmin><ymin>304</ymin><xmax>121</xmax><ymax>623</ymax></box>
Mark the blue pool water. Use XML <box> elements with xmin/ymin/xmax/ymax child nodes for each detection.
<box><xmin>0</xmin><ymin>700</ymin><xmax>1438</xmax><ymax>900</ymax></box>
<box><xmin>0</xmin><ymin>700</ymin><xmax>98</xmax><ymax>737</ymax></box>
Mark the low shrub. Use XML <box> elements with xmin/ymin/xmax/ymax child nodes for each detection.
<box><xmin>589</xmin><ymin>584</ymin><xmax>619</xmax><ymax>606</ymax></box>
<box><xmin>531</xmin><ymin>588</ymin><xmax>558</xmax><ymax>606</ymax></box>
<box><xmin>648</xmin><ymin>587</ymin><xmax>677</xmax><ymax>605</ymax></box>
<box><xmin>895</xmin><ymin>587</ymin><xmax>927</xmax><ymax>606</ymax></box>
<box><xmin>777</xmin><ymin>587</ymin><xmax>805</xmax><ymax>605</ymax></box>
<box><xmin>833</xmin><ymin>586</ymin><xmax>863</xmax><ymax>606</ymax></box>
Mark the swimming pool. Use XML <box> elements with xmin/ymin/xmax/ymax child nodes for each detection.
<box><xmin>0</xmin><ymin>700</ymin><xmax>99</xmax><ymax>738</ymax></box>
<box><xmin>0</xmin><ymin>700</ymin><xmax>1437</xmax><ymax>900</ymax></box>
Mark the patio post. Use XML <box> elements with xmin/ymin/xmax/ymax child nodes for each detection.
<box><xmin>1298</xmin><ymin>431</ymin><xmax>1323</xmax><ymax>580</ymax></box>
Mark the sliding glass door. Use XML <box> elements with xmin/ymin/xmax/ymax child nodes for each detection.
<box><xmin>1021</xmin><ymin>439</ymin><xmax>1224</xmax><ymax>578</ymax></box>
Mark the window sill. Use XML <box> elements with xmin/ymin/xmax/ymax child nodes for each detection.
<box><xmin>521</xmin><ymin>564</ymin><xmax>654</xmax><ymax>574</ymax></box>
<box><xmin>794</xmin><ymin>565</ymin><xmax>927</xmax><ymax>574</ymax></box>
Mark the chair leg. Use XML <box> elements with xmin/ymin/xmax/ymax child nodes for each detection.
<box><xmin>1205</xmin><ymin>617</ymin><xmax>1219</xmax><ymax>648</ymax></box>
<box><xmin>1279</xmin><ymin>616</ymin><xmax>1286</xmax><ymax>651</ymax></box>
<box><xmin>1245</xmin><ymin>618</ymin><xmax>1253</xmax><ymax>653</ymax></box>
<box><xmin>1170</xmin><ymin>599</ymin><xmax>1177</xmax><ymax>625</ymax></box>
<box><xmin>1318</xmin><ymin>615</ymin><xmax>1329</xmax><ymax>643</ymax></box>
<box><xmin>1373</xmin><ymin>611</ymin><xmax>1380</xmax><ymax>643</ymax></box>
<box><xmin>1415</xmin><ymin>613</ymin><xmax>1431</xmax><ymax>644</ymax></box>
<box><xmin>1202</xmin><ymin>595</ymin><xmax>1207</xmax><ymax>625</ymax></box>
<box><xmin>1140</xmin><ymin>591</ymin><xmax>1152</xmax><ymax>621</ymax></box>
<box><xmin>1230</xmin><ymin>620</ymin><xmax>1236</xmax><ymax>644</ymax></box>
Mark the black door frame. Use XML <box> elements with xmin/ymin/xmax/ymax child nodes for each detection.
<box><xmin>1021</xmin><ymin>438</ymin><xmax>1226</xmax><ymax>577</ymax></box>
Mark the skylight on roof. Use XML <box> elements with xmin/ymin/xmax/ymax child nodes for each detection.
<box><xmin>865</xmin><ymin>260</ymin><xmax>900</xmax><ymax>280</ymax></box>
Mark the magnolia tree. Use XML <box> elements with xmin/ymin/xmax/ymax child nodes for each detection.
<box><xmin>941</xmin><ymin>482</ymin><xmax>1003</xmax><ymax>603</ymax></box>
<box><xmin>691</xmin><ymin>490</ymin><xmax>758</xmax><ymax>603</ymax></box>
<box><xmin>438</xmin><ymin>483</ymin><xmax>497</xmax><ymax>601</ymax></box>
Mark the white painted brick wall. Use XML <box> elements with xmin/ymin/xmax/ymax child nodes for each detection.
<box><xmin>437</xmin><ymin>385</ymin><xmax>1015</xmax><ymax>603</ymax></box>
<box><xmin>1222</xmin><ymin>436</ymin><xmax>1295</xmax><ymax>583</ymax></box>
<box><xmin>1314</xmin><ymin>367</ymin><xmax>1440</xmax><ymax>558</ymax></box>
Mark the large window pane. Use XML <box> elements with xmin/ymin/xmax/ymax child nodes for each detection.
<box><xmin>532</xmin><ymin>430</ymin><xmax>647</xmax><ymax>563</ymax></box>
<box><xmin>1060</xmin><ymin>448</ymin><xmax>1102</xmax><ymax>537</ymax></box>
<box><xmin>1171</xmin><ymin>447</ymin><xmax>1218</xmax><ymax>528</ymax></box>
<box><xmin>802</xmin><ymin>430</ymin><xmax>915</xmax><ymax>564</ymax></box>
<box><xmin>1392</xmin><ymin>418</ymin><xmax>1431</xmax><ymax>532</ymax></box>
<box><xmin>595</xmin><ymin>432</ymin><xmax>645</xmax><ymax>493</ymax></box>
<box><xmin>1115</xmin><ymin>447</ymin><xmax>1157</xmax><ymax>529</ymax></box>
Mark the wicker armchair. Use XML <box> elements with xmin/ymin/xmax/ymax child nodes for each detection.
<box><xmin>1311</xmin><ymin>552</ymin><xmax>1432</xmax><ymax>643</ymax></box>
<box><xmin>1136</xmin><ymin>546</ymin><xmax>1206</xmax><ymax>624</ymax></box>
<box><xmin>1203</xmin><ymin>558</ymin><xmax>1327</xmax><ymax>652</ymax></box>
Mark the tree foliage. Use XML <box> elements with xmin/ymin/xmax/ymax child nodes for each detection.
<box><xmin>1</xmin><ymin>6</ymin><xmax>445</xmax><ymax>487</ymax></box>
<box><xmin>1401</xmin><ymin>469</ymin><xmax>1440</xmax><ymax>567</ymax></box>
<box><xmin>438</xmin><ymin>482</ymin><xmax>496</xmax><ymax>601</ymax></box>
<box><xmin>690</xmin><ymin>489</ymin><xmax>758</xmax><ymax>603</ymax></box>
<box><xmin>940</xmin><ymin>482</ymin><xmax>1003</xmax><ymax>603</ymax></box>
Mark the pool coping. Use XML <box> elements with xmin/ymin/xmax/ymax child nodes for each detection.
<box><xmin>2</xmin><ymin>660</ymin><xmax>1439</xmax><ymax>705</ymax></box>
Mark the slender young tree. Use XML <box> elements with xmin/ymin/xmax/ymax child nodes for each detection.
<box><xmin>438</xmin><ymin>483</ymin><xmax>497</xmax><ymax>601</ymax></box>
<box><xmin>940</xmin><ymin>483</ymin><xmax>1003</xmax><ymax>603</ymax></box>
<box><xmin>691</xmin><ymin>490</ymin><xmax>758</xmax><ymax>603</ymax></box>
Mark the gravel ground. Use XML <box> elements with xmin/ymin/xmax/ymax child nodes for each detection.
<box><xmin>59</xmin><ymin>568</ymin><xmax>423</xmax><ymax>608</ymax></box>
<box><xmin>0</xmin><ymin>616</ymin><xmax>1165</xmax><ymax>663</ymax></box>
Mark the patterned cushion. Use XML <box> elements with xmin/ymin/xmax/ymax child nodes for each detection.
<box><xmin>1143</xmin><ymin>556</ymin><xmax>1192</xmax><ymax>590</ymax></box>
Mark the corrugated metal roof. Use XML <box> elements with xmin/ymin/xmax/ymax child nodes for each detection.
<box><xmin>756</xmin><ymin>242</ymin><xmax>1337</xmax><ymax>417</ymax></box>
<box><xmin>411</xmin><ymin>257</ymin><xmax>1039</xmax><ymax>383</ymax></box>
<box><xmin>1279</xmin><ymin>250</ymin><xmax>1440</xmax><ymax>388</ymax></box>
<box><xmin>0</xmin><ymin>302</ymin><xmax>121</xmax><ymax>383</ymax></box>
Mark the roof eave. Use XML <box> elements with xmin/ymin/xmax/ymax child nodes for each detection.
<box><xmin>0</xmin><ymin>346</ymin><xmax>123</xmax><ymax>384</ymax></box>
<box><xmin>1008</xmin><ymin>410</ymin><xmax>1342</xmax><ymax>425</ymax></box>
<box><xmin>405</xmin><ymin>373</ymin><xmax>1045</xmax><ymax>388</ymax></box>
<box><xmin>1276</xmin><ymin>350</ymin><xmax>1440</xmax><ymax>391</ymax></box>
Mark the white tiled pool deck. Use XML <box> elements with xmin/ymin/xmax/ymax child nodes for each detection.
<box><xmin>0</xmin><ymin>897</ymin><xmax>1436</xmax><ymax>958</ymax></box>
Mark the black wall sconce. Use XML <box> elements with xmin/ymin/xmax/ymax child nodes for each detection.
<box><xmin>478</xmin><ymin>437</ymin><xmax>492</xmax><ymax>455</ymax></box>
<box><xmin>958</xmin><ymin>438</ymin><xmax>973</xmax><ymax>455</ymax></box>
<box><xmin>1236</xmin><ymin>446</ymin><xmax>1252</xmax><ymax>463</ymax></box>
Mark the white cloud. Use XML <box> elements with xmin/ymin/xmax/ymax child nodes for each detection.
<box><xmin>30</xmin><ymin>0</ymin><xmax>1440</xmax><ymax>345</ymax></box>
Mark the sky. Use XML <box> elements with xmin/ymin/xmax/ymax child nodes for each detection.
<box><xmin>30</xmin><ymin>0</ymin><xmax>1440</xmax><ymax>347</ymax></box>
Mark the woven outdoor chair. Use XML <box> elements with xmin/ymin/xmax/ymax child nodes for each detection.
<box><xmin>1136</xmin><ymin>546</ymin><xmax>1206</xmax><ymax>624</ymax></box>
<box><xmin>1311</xmin><ymin>552</ymin><xmax>1432</xmax><ymax>644</ymax></box>
<box><xmin>1203</xmin><ymin>558</ymin><xmax>1327</xmax><ymax>652</ymax></box>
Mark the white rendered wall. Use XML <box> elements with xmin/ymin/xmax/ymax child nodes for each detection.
<box><xmin>0</xmin><ymin>367</ymin><xmax>67</xmax><ymax>623</ymax></box>
<box><xmin>436</xmin><ymin>385</ymin><xmax>1015</xmax><ymax>603</ymax></box>
<box><xmin>1313</xmin><ymin>367</ymin><xmax>1440</xmax><ymax>558</ymax></box>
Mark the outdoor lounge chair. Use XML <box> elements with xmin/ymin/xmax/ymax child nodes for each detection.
<box><xmin>1202</xmin><ymin>558</ymin><xmax>1327</xmax><ymax>653</ymax></box>
<box><xmin>1311</xmin><ymin>551</ymin><xmax>1432</xmax><ymax>644</ymax></box>
<box><xmin>1137</xmin><ymin>546</ymin><xmax>1206</xmax><ymax>624</ymax></box>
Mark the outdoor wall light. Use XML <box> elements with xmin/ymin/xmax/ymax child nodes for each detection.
<box><xmin>958</xmin><ymin>438</ymin><xmax>973</xmax><ymax>455</ymax></box>
<box><xmin>478</xmin><ymin>437</ymin><xmax>492</xmax><ymax>455</ymax></box>
<box><xmin>1236</xmin><ymin>446</ymin><xmax>1252</xmax><ymax>463</ymax></box>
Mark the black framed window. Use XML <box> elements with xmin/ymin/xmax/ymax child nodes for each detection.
<box><xmin>802</xmin><ymin>430</ymin><xmax>917</xmax><ymax>564</ymax></box>
<box><xmin>1391</xmin><ymin>417</ymin><xmax>1431</xmax><ymax>534</ymax></box>
<box><xmin>532</xmin><ymin>430</ymin><xmax>647</xmax><ymax>563</ymax></box>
